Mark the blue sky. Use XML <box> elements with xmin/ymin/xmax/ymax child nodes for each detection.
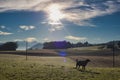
<box><xmin>0</xmin><ymin>0</ymin><xmax>120</xmax><ymax>43</ymax></box>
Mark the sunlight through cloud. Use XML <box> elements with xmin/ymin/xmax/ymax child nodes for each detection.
<box><xmin>46</xmin><ymin>4</ymin><xmax>65</xmax><ymax>32</ymax></box>
<box><xmin>0</xmin><ymin>0</ymin><xmax>119</xmax><ymax>28</ymax></box>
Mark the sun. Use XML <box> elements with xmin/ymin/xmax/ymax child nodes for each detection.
<box><xmin>47</xmin><ymin>4</ymin><xmax>65</xmax><ymax>25</ymax></box>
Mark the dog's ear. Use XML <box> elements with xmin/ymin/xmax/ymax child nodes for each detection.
<box><xmin>86</xmin><ymin>59</ymin><xmax>90</xmax><ymax>62</ymax></box>
<box><xmin>76</xmin><ymin>59</ymin><xmax>78</xmax><ymax>62</ymax></box>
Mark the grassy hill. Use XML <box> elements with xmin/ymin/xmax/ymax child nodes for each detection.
<box><xmin>0</xmin><ymin>53</ymin><xmax>120</xmax><ymax>80</ymax></box>
<box><xmin>0</xmin><ymin>45</ymin><xmax>120</xmax><ymax>67</ymax></box>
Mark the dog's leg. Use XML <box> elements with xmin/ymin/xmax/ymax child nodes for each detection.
<box><xmin>82</xmin><ymin>66</ymin><xmax>85</xmax><ymax>71</ymax></box>
<box><xmin>76</xmin><ymin>64</ymin><xmax>78</xmax><ymax>69</ymax></box>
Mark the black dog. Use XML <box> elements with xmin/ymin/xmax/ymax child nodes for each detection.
<box><xmin>76</xmin><ymin>59</ymin><xmax>90</xmax><ymax>71</ymax></box>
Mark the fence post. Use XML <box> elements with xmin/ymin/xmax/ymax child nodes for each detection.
<box><xmin>113</xmin><ymin>41</ymin><xmax>115</xmax><ymax>67</ymax></box>
<box><xmin>26</xmin><ymin>41</ymin><xmax>28</xmax><ymax>60</ymax></box>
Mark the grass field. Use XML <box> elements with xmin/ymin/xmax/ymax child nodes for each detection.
<box><xmin>0</xmin><ymin>50</ymin><xmax>120</xmax><ymax>80</ymax></box>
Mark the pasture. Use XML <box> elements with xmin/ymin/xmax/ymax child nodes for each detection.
<box><xmin>0</xmin><ymin>47</ymin><xmax>120</xmax><ymax>80</ymax></box>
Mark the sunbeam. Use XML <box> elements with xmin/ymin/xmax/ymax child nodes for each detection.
<box><xmin>45</xmin><ymin>4</ymin><xmax>66</xmax><ymax>32</ymax></box>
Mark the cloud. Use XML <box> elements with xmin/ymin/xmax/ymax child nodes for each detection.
<box><xmin>0</xmin><ymin>31</ymin><xmax>13</xmax><ymax>35</ymax></box>
<box><xmin>14</xmin><ymin>37</ymin><xmax>37</xmax><ymax>42</ymax></box>
<box><xmin>118</xmin><ymin>0</ymin><xmax>120</xmax><ymax>2</ymax></box>
<box><xmin>0</xmin><ymin>0</ymin><xmax>120</xmax><ymax>27</ymax></box>
<box><xmin>0</xmin><ymin>25</ymin><xmax>6</xmax><ymax>29</ymax></box>
<box><xmin>49</xmin><ymin>28</ymin><xmax>55</xmax><ymax>32</ymax></box>
<box><xmin>49</xmin><ymin>25</ymin><xmax>64</xmax><ymax>32</ymax></box>
<box><xmin>19</xmin><ymin>25</ymin><xmax>35</xmax><ymax>30</ymax></box>
<box><xmin>0</xmin><ymin>0</ymin><xmax>51</xmax><ymax>12</ymax></box>
<box><xmin>25</xmin><ymin>37</ymin><xmax>37</xmax><ymax>42</ymax></box>
<box><xmin>63</xmin><ymin>0</ymin><xmax>120</xmax><ymax>26</ymax></box>
<box><xmin>14</xmin><ymin>39</ymin><xmax>24</xmax><ymax>42</ymax></box>
<box><xmin>65</xmin><ymin>35</ymin><xmax>87</xmax><ymax>41</ymax></box>
<box><xmin>43</xmin><ymin>38</ymin><xmax>49</xmax><ymax>42</ymax></box>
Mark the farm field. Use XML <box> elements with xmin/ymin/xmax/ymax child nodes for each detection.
<box><xmin>0</xmin><ymin>47</ymin><xmax>120</xmax><ymax>80</ymax></box>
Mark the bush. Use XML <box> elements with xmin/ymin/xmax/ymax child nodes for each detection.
<box><xmin>0</xmin><ymin>42</ymin><xmax>18</xmax><ymax>51</ymax></box>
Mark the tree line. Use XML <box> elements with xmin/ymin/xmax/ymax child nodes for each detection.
<box><xmin>0</xmin><ymin>40</ymin><xmax>120</xmax><ymax>50</ymax></box>
<box><xmin>43</xmin><ymin>41</ymin><xmax>92</xmax><ymax>49</ymax></box>
<box><xmin>0</xmin><ymin>42</ymin><xmax>18</xmax><ymax>51</ymax></box>
<box><xmin>43</xmin><ymin>40</ymin><xmax>120</xmax><ymax>49</ymax></box>
<box><xmin>106</xmin><ymin>41</ymin><xmax>120</xmax><ymax>49</ymax></box>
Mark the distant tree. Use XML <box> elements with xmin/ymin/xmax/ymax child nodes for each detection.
<box><xmin>107</xmin><ymin>41</ymin><xmax>120</xmax><ymax>50</ymax></box>
<box><xmin>118</xmin><ymin>41</ymin><xmax>120</xmax><ymax>48</ymax></box>
<box><xmin>107</xmin><ymin>42</ymin><xmax>114</xmax><ymax>49</ymax></box>
<box><xmin>76</xmin><ymin>42</ymin><xmax>83</xmax><ymax>47</ymax></box>
<box><xmin>0</xmin><ymin>42</ymin><xmax>18</xmax><ymax>51</ymax></box>
<box><xmin>84</xmin><ymin>41</ymin><xmax>89</xmax><ymax>46</ymax></box>
<box><xmin>107</xmin><ymin>41</ymin><xmax>118</xmax><ymax>50</ymax></box>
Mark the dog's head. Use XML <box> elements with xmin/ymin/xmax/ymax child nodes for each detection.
<box><xmin>86</xmin><ymin>59</ymin><xmax>90</xmax><ymax>62</ymax></box>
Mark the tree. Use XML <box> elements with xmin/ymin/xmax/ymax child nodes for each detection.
<box><xmin>76</xmin><ymin>42</ymin><xmax>83</xmax><ymax>47</ymax></box>
<box><xmin>118</xmin><ymin>41</ymin><xmax>120</xmax><ymax>48</ymax></box>
<box><xmin>84</xmin><ymin>41</ymin><xmax>89</xmax><ymax>46</ymax></box>
<box><xmin>106</xmin><ymin>41</ymin><xmax>119</xmax><ymax>50</ymax></box>
<box><xmin>0</xmin><ymin>42</ymin><xmax>18</xmax><ymax>51</ymax></box>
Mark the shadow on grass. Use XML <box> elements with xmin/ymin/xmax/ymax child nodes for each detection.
<box><xmin>73</xmin><ymin>67</ymin><xmax>100</xmax><ymax>75</ymax></box>
<box><xmin>83</xmin><ymin>70</ymin><xmax>100</xmax><ymax>75</ymax></box>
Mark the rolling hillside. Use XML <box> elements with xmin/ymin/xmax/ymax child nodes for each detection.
<box><xmin>0</xmin><ymin>53</ymin><xmax>120</xmax><ymax>80</ymax></box>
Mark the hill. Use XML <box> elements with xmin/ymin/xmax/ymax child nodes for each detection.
<box><xmin>17</xmin><ymin>41</ymin><xmax>39</xmax><ymax>50</ymax></box>
<box><xmin>29</xmin><ymin>43</ymin><xmax>43</xmax><ymax>50</ymax></box>
<box><xmin>0</xmin><ymin>53</ymin><xmax>120</xmax><ymax>80</ymax></box>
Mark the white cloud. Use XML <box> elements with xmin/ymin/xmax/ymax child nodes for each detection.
<box><xmin>49</xmin><ymin>28</ymin><xmax>55</xmax><ymax>32</ymax></box>
<box><xmin>0</xmin><ymin>31</ymin><xmax>13</xmax><ymax>35</ymax></box>
<box><xmin>0</xmin><ymin>0</ymin><xmax>51</xmax><ymax>12</ymax></box>
<box><xmin>14</xmin><ymin>39</ymin><xmax>24</xmax><ymax>42</ymax></box>
<box><xmin>63</xmin><ymin>1</ymin><xmax>120</xmax><ymax>26</ymax></box>
<box><xmin>19</xmin><ymin>25</ymin><xmax>35</xmax><ymax>30</ymax></box>
<box><xmin>0</xmin><ymin>25</ymin><xmax>6</xmax><ymax>29</ymax></box>
<box><xmin>25</xmin><ymin>37</ymin><xmax>37</xmax><ymax>42</ymax></box>
<box><xmin>43</xmin><ymin>38</ymin><xmax>49</xmax><ymax>42</ymax></box>
<box><xmin>14</xmin><ymin>38</ymin><xmax>37</xmax><ymax>42</ymax></box>
<box><xmin>0</xmin><ymin>0</ymin><xmax>119</xmax><ymax>27</ymax></box>
<box><xmin>49</xmin><ymin>25</ymin><xmax>64</xmax><ymax>32</ymax></box>
<box><xmin>118</xmin><ymin>0</ymin><xmax>120</xmax><ymax>2</ymax></box>
<box><xmin>41</xmin><ymin>21</ymin><xmax>47</xmax><ymax>24</ymax></box>
<box><xmin>65</xmin><ymin>35</ymin><xmax>87</xmax><ymax>41</ymax></box>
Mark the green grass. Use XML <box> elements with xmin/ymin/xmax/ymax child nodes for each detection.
<box><xmin>0</xmin><ymin>54</ymin><xmax>120</xmax><ymax>80</ymax></box>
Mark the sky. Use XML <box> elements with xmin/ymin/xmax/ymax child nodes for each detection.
<box><xmin>0</xmin><ymin>0</ymin><xmax>120</xmax><ymax>44</ymax></box>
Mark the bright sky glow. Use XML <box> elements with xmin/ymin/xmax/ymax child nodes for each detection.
<box><xmin>47</xmin><ymin>4</ymin><xmax>65</xmax><ymax>25</ymax></box>
<box><xmin>45</xmin><ymin>4</ymin><xmax>66</xmax><ymax>32</ymax></box>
